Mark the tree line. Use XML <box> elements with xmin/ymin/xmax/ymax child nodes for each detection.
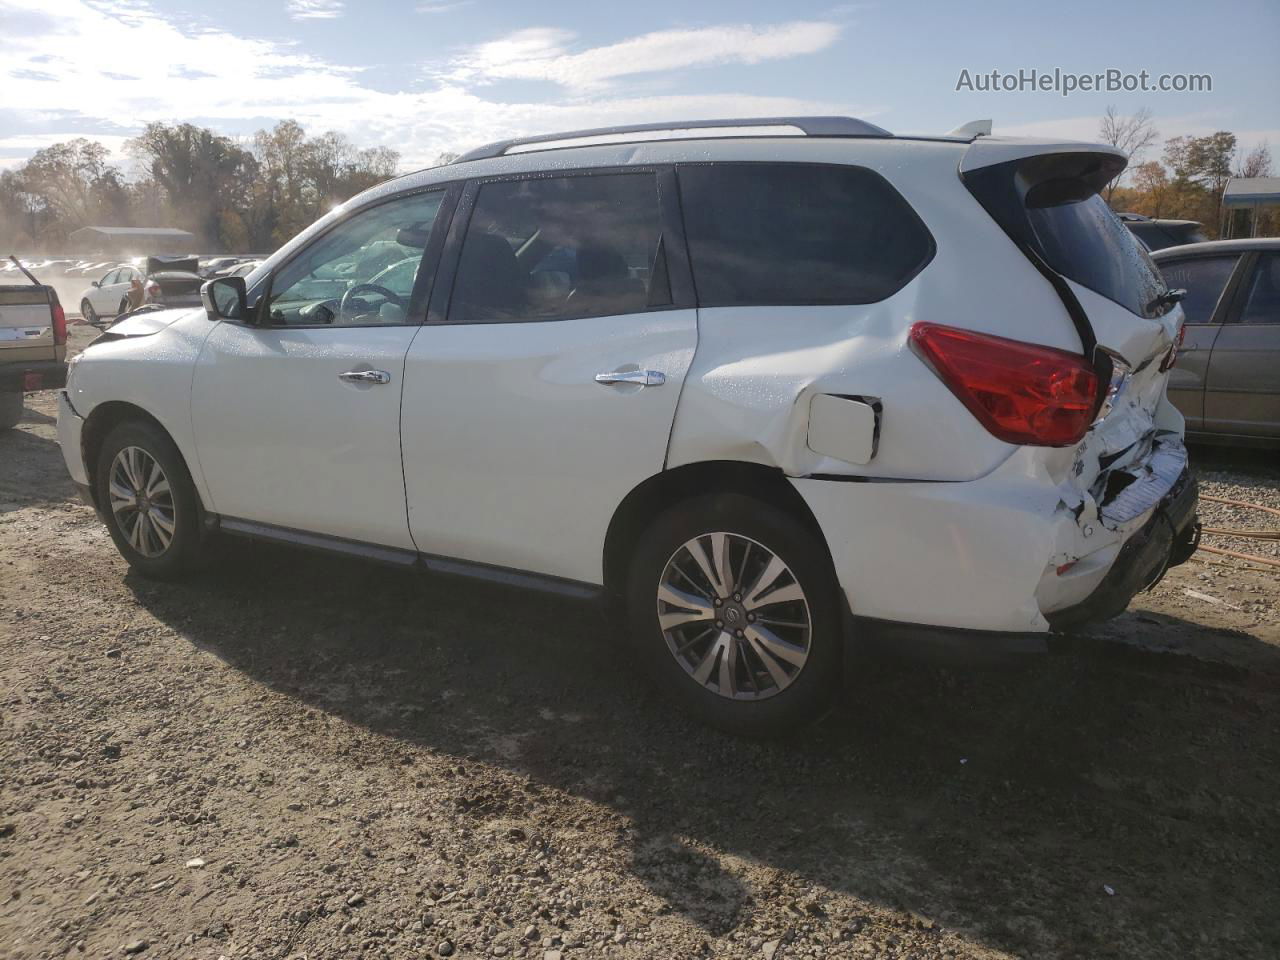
<box><xmin>0</xmin><ymin>121</ymin><xmax>401</xmax><ymax>253</ymax></box>
<box><xmin>2</xmin><ymin>112</ymin><xmax>1273</xmax><ymax>254</ymax></box>
<box><xmin>1098</xmin><ymin>105</ymin><xmax>1274</xmax><ymax>237</ymax></box>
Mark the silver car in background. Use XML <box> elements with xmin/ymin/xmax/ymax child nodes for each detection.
<box><xmin>1156</xmin><ymin>238</ymin><xmax>1280</xmax><ymax>447</ymax></box>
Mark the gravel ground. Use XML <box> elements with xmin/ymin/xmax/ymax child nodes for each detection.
<box><xmin>2</xmin><ymin>330</ymin><xmax>1278</xmax><ymax>959</ymax></box>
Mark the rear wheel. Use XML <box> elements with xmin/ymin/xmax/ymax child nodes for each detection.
<box><xmin>117</xmin><ymin>296</ymin><xmax>130</xmax><ymax>317</ymax></box>
<box><xmin>95</xmin><ymin>419</ymin><xmax>207</xmax><ymax>580</ymax></box>
<box><xmin>80</xmin><ymin>299</ymin><xmax>97</xmax><ymax>325</ymax></box>
<box><xmin>626</xmin><ymin>493</ymin><xmax>843</xmax><ymax>736</ymax></box>
<box><xmin>0</xmin><ymin>391</ymin><xmax>22</xmax><ymax>431</ymax></box>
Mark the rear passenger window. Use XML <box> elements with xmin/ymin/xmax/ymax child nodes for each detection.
<box><xmin>1158</xmin><ymin>256</ymin><xmax>1239</xmax><ymax>324</ymax></box>
<box><xmin>449</xmin><ymin>173</ymin><xmax>668</xmax><ymax>324</ymax></box>
<box><xmin>676</xmin><ymin>163</ymin><xmax>934</xmax><ymax>307</ymax></box>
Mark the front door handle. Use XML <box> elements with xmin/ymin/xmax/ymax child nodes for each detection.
<box><xmin>339</xmin><ymin>369</ymin><xmax>392</xmax><ymax>385</ymax></box>
<box><xmin>595</xmin><ymin>369</ymin><xmax>666</xmax><ymax>387</ymax></box>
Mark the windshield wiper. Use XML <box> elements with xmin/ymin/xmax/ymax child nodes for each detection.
<box><xmin>1146</xmin><ymin>288</ymin><xmax>1186</xmax><ymax>314</ymax></box>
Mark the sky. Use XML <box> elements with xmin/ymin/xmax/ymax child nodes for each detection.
<box><xmin>1</xmin><ymin>0</ymin><xmax>1277</xmax><ymax>176</ymax></box>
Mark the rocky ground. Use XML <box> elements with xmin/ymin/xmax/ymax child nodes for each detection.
<box><xmin>2</xmin><ymin>332</ymin><xmax>1278</xmax><ymax>959</ymax></box>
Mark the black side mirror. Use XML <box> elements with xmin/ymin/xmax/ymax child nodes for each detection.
<box><xmin>201</xmin><ymin>276</ymin><xmax>248</xmax><ymax>322</ymax></box>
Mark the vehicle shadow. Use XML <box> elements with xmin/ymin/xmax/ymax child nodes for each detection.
<box><xmin>126</xmin><ymin>538</ymin><xmax>1280</xmax><ymax>958</ymax></box>
<box><xmin>0</xmin><ymin>410</ymin><xmax>74</xmax><ymax>514</ymax></box>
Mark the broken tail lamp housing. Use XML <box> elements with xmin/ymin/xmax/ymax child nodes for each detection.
<box><xmin>908</xmin><ymin>322</ymin><xmax>1100</xmax><ymax>447</ymax></box>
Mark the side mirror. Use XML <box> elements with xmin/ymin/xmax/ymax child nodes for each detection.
<box><xmin>91</xmin><ymin>280</ymin><xmax>100</xmax><ymax>287</ymax></box>
<box><xmin>201</xmin><ymin>276</ymin><xmax>248</xmax><ymax>322</ymax></box>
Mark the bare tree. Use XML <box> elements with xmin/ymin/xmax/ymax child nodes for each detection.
<box><xmin>1235</xmin><ymin>141</ymin><xmax>1273</xmax><ymax>179</ymax></box>
<box><xmin>1099</xmin><ymin>106</ymin><xmax>1159</xmax><ymax>204</ymax></box>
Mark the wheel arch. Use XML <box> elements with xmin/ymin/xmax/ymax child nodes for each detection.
<box><xmin>81</xmin><ymin>402</ymin><xmax>195</xmax><ymax>510</ymax></box>
<box><xmin>602</xmin><ymin>460</ymin><xmax>833</xmax><ymax>599</ymax></box>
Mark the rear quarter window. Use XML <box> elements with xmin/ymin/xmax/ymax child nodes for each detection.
<box><xmin>676</xmin><ymin>163</ymin><xmax>934</xmax><ymax>307</ymax></box>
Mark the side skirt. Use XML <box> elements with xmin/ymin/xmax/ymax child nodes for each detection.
<box><xmin>214</xmin><ymin>516</ymin><xmax>604</xmax><ymax>601</ymax></box>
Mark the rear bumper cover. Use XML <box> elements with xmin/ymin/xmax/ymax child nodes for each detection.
<box><xmin>0</xmin><ymin>359</ymin><xmax>66</xmax><ymax>392</ymax></box>
<box><xmin>855</xmin><ymin>466</ymin><xmax>1198</xmax><ymax>659</ymax></box>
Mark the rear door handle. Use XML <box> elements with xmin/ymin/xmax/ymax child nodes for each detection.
<box><xmin>594</xmin><ymin>369</ymin><xmax>666</xmax><ymax>387</ymax></box>
<box><xmin>339</xmin><ymin>369</ymin><xmax>391</xmax><ymax>385</ymax></box>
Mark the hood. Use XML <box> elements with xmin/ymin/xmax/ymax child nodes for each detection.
<box><xmin>101</xmin><ymin>305</ymin><xmax>202</xmax><ymax>338</ymax></box>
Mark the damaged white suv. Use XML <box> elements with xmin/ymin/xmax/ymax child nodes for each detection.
<box><xmin>58</xmin><ymin>117</ymin><xmax>1198</xmax><ymax>734</ymax></box>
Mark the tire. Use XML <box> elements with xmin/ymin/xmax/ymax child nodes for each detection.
<box><xmin>117</xmin><ymin>297</ymin><xmax>130</xmax><ymax>317</ymax></box>
<box><xmin>625</xmin><ymin>492</ymin><xmax>843</xmax><ymax>736</ymax></box>
<box><xmin>94</xmin><ymin>419</ymin><xmax>207</xmax><ymax>580</ymax></box>
<box><xmin>81</xmin><ymin>299</ymin><xmax>97</xmax><ymax>325</ymax></box>
<box><xmin>0</xmin><ymin>391</ymin><xmax>22</xmax><ymax>431</ymax></box>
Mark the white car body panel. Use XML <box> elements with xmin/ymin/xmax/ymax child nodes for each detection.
<box><xmin>81</xmin><ymin>267</ymin><xmax>136</xmax><ymax>317</ymax></box>
<box><xmin>401</xmin><ymin>310</ymin><xmax>697</xmax><ymax>583</ymax></box>
<box><xmin>62</xmin><ymin>309</ymin><xmax>218</xmax><ymax>508</ymax></box>
<box><xmin>190</xmin><ymin>322</ymin><xmax>420</xmax><ymax>549</ymax></box>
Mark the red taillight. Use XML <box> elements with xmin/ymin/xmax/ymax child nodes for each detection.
<box><xmin>51</xmin><ymin>300</ymin><xmax>67</xmax><ymax>346</ymax></box>
<box><xmin>908</xmin><ymin>322</ymin><xmax>1099</xmax><ymax>447</ymax></box>
<box><xmin>1159</xmin><ymin>324</ymin><xmax>1185</xmax><ymax>372</ymax></box>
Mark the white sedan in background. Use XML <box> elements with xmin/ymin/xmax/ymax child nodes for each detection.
<box><xmin>78</xmin><ymin>264</ymin><xmax>140</xmax><ymax>324</ymax></box>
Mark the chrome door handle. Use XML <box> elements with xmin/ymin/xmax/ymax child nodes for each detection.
<box><xmin>339</xmin><ymin>369</ymin><xmax>391</xmax><ymax>385</ymax></box>
<box><xmin>594</xmin><ymin>369</ymin><xmax>666</xmax><ymax>387</ymax></box>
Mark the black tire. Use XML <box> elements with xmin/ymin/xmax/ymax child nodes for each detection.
<box><xmin>117</xmin><ymin>297</ymin><xmax>130</xmax><ymax>317</ymax></box>
<box><xmin>0</xmin><ymin>391</ymin><xmax>22</xmax><ymax>431</ymax></box>
<box><xmin>94</xmin><ymin>419</ymin><xmax>207</xmax><ymax>580</ymax></box>
<box><xmin>625</xmin><ymin>492</ymin><xmax>843</xmax><ymax>736</ymax></box>
<box><xmin>80</xmin><ymin>299</ymin><xmax>97</xmax><ymax>325</ymax></box>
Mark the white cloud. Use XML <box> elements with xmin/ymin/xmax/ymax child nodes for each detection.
<box><xmin>286</xmin><ymin>0</ymin><xmax>344</xmax><ymax>19</ymax></box>
<box><xmin>447</xmin><ymin>21</ymin><xmax>843</xmax><ymax>91</ymax></box>
<box><xmin>416</xmin><ymin>1</ymin><xmax>471</xmax><ymax>12</ymax></box>
<box><xmin>0</xmin><ymin>1</ymin><xmax>862</xmax><ymax>173</ymax></box>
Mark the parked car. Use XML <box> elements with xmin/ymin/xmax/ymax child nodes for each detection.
<box><xmin>77</xmin><ymin>256</ymin><xmax>205</xmax><ymax>324</ymax></box>
<box><xmin>57</xmin><ymin>117</ymin><xmax>1198</xmax><ymax>734</ymax></box>
<box><xmin>199</xmin><ymin>257</ymin><xmax>242</xmax><ymax>279</ymax></box>
<box><xmin>1155</xmin><ymin>238</ymin><xmax>1280</xmax><ymax>446</ymax></box>
<box><xmin>220</xmin><ymin>260</ymin><xmax>261</xmax><ymax>280</ymax></box>
<box><xmin>1118</xmin><ymin>213</ymin><xmax>1206</xmax><ymax>252</ymax></box>
<box><xmin>1</xmin><ymin>257</ymin><xmax>67</xmax><ymax>431</ymax></box>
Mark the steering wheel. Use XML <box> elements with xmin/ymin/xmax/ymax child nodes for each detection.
<box><xmin>339</xmin><ymin>283</ymin><xmax>404</xmax><ymax>320</ymax></box>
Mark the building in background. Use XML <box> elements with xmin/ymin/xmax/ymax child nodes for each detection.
<box><xmin>67</xmin><ymin>226</ymin><xmax>196</xmax><ymax>255</ymax></box>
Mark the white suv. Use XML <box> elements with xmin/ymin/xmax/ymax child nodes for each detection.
<box><xmin>57</xmin><ymin>117</ymin><xmax>1198</xmax><ymax>734</ymax></box>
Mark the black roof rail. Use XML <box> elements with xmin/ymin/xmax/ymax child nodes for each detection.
<box><xmin>453</xmin><ymin>116</ymin><xmax>893</xmax><ymax>163</ymax></box>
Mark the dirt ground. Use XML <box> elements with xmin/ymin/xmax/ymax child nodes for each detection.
<box><xmin>2</xmin><ymin>331</ymin><xmax>1278</xmax><ymax>959</ymax></box>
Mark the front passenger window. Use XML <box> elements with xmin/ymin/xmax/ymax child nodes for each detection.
<box><xmin>265</xmin><ymin>190</ymin><xmax>444</xmax><ymax>326</ymax></box>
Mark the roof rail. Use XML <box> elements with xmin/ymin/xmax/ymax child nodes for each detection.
<box><xmin>453</xmin><ymin>116</ymin><xmax>893</xmax><ymax>163</ymax></box>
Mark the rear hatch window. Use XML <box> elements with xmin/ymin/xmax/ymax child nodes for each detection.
<box><xmin>1026</xmin><ymin>193</ymin><xmax>1167</xmax><ymax>319</ymax></box>
<box><xmin>963</xmin><ymin>151</ymin><xmax>1170</xmax><ymax>323</ymax></box>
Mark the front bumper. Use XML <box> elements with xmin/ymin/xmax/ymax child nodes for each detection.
<box><xmin>57</xmin><ymin>390</ymin><xmax>90</xmax><ymax>490</ymax></box>
<box><xmin>0</xmin><ymin>359</ymin><xmax>66</xmax><ymax>393</ymax></box>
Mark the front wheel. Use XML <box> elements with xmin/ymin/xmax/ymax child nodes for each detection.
<box><xmin>626</xmin><ymin>493</ymin><xmax>844</xmax><ymax>736</ymax></box>
<box><xmin>81</xmin><ymin>299</ymin><xmax>98</xmax><ymax>325</ymax></box>
<box><xmin>95</xmin><ymin>419</ymin><xmax>207</xmax><ymax>580</ymax></box>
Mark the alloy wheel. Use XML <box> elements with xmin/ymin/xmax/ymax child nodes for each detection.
<box><xmin>656</xmin><ymin>532</ymin><xmax>812</xmax><ymax>701</ymax></box>
<box><xmin>108</xmin><ymin>446</ymin><xmax>176</xmax><ymax>558</ymax></box>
